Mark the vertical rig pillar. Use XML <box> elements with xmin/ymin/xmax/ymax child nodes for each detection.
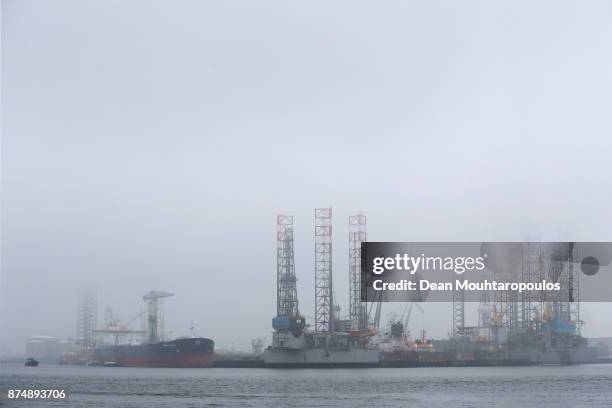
<box><xmin>315</xmin><ymin>208</ymin><xmax>333</xmax><ymax>334</ymax></box>
<box><xmin>277</xmin><ymin>215</ymin><xmax>299</xmax><ymax>318</ymax></box>
<box><xmin>452</xmin><ymin>283</ymin><xmax>465</xmax><ymax>338</ymax></box>
<box><xmin>349</xmin><ymin>214</ymin><xmax>367</xmax><ymax>332</ymax></box>
<box><xmin>76</xmin><ymin>290</ymin><xmax>97</xmax><ymax>351</ymax></box>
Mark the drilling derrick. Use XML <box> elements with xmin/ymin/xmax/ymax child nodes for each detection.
<box><xmin>264</xmin><ymin>209</ymin><xmax>382</xmax><ymax>365</ymax></box>
<box><xmin>452</xmin><ymin>285</ymin><xmax>465</xmax><ymax>338</ymax></box>
<box><xmin>349</xmin><ymin>214</ymin><xmax>367</xmax><ymax>332</ymax></box>
<box><xmin>77</xmin><ymin>290</ymin><xmax>98</xmax><ymax>350</ymax></box>
<box><xmin>271</xmin><ymin>215</ymin><xmax>305</xmax><ymax>348</ymax></box>
<box><xmin>143</xmin><ymin>290</ymin><xmax>174</xmax><ymax>344</ymax></box>
<box><xmin>277</xmin><ymin>215</ymin><xmax>299</xmax><ymax>318</ymax></box>
<box><xmin>545</xmin><ymin>243</ymin><xmax>580</xmax><ymax>352</ymax></box>
<box><xmin>452</xmin><ymin>245</ymin><xmax>466</xmax><ymax>338</ymax></box>
<box><xmin>315</xmin><ymin>208</ymin><xmax>333</xmax><ymax>334</ymax></box>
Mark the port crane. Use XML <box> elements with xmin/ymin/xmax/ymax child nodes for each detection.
<box><xmin>400</xmin><ymin>302</ymin><xmax>424</xmax><ymax>338</ymax></box>
<box><xmin>143</xmin><ymin>291</ymin><xmax>174</xmax><ymax>343</ymax></box>
<box><xmin>93</xmin><ymin>309</ymin><xmax>147</xmax><ymax>346</ymax></box>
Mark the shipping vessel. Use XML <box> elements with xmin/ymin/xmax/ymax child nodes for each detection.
<box><xmin>93</xmin><ymin>337</ymin><xmax>214</xmax><ymax>368</ymax></box>
<box><xmin>88</xmin><ymin>290</ymin><xmax>216</xmax><ymax>368</ymax></box>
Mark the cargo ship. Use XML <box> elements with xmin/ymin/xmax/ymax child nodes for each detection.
<box><xmin>88</xmin><ymin>291</ymin><xmax>215</xmax><ymax>368</ymax></box>
<box><xmin>93</xmin><ymin>337</ymin><xmax>214</xmax><ymax>368</ymax></box>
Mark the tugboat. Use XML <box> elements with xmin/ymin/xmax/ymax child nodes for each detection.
<box><xmin>25</xmin><ymin>358</ymin><xmax>39</xmax><ymax>367</ymax></box>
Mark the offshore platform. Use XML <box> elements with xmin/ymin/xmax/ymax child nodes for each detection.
<box><xmin>441</xmin><ymin>242</ymin><xmax>597</xmax><ymax>365</ymax></box>
<box><xmin>263</xmin><ymin>209</ymin><xmax>381</xmax><ymax>367</ymax></box>
<box><xmin>264</xmin><ymin>211</ymin><xmax>597</xmax><ymax>367</ymax></box>
<box><xmin>370</xmin><ymin>242</ymin><xmax>598</xmax><ymax>366</ymax></box>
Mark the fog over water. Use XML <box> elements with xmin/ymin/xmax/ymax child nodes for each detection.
<box><xmin>2</xmin><ymin>0</ymin><xmax>612</xmax><ymax>355</ymax></box>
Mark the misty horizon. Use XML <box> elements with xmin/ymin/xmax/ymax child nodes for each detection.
<box><xmin>3</xmin><ymin>0</ymin><xmax>612</xmax><ymax>356</ymax></box>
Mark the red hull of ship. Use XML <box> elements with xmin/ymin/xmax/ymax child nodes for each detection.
<box><xmin>93</xmin><ymin>338</ymin><xmax>215</xmax><ymax>368</ymax></box>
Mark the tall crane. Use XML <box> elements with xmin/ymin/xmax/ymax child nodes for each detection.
<box><xmin>400</xmin><ymin>302</ymin><xmax>424</xmax><ymax>337</ymax></box>
<box><xmin>143</xmin><ymin>290</ymin><xmax>174</xmax><ymax>344</ymax></box>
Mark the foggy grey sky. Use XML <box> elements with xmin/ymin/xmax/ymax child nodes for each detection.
<box><xmin>2</xmin><ymin>0</ymin><xmax>612</xmax><ymax>354</ymax></box>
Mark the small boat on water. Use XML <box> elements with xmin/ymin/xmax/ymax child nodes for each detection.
<box><xmin>25</xmin><ymin>358</ymin><xmax>39</xmax><ymax>367</ymax></box>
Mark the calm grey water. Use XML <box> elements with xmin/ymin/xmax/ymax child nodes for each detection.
<box><xmin>1</xmin><ymin>363</ymin><xmax>612</xmax><ymax>407</ymax></box>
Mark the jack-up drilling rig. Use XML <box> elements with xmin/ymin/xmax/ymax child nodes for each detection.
<box><xmin>270</xmin><ymin>215</ymin><xmax>307</xmax><ymax>349</ymax></box>
<box><xmin>264</xmin><ymin>210</ymin><xmax>381</xmax><ymax>367</ymax></box>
